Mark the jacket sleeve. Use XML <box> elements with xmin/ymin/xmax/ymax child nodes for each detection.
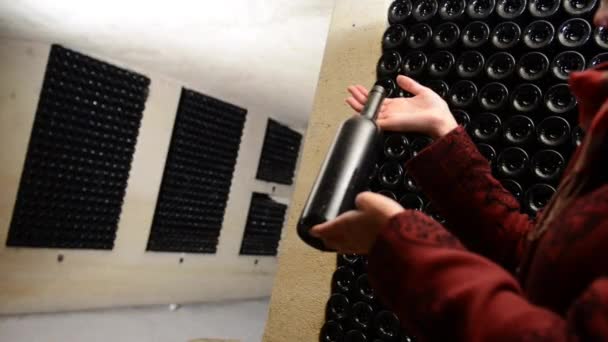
<box><xmin>406</xmin><ymin>126</ymin><xmax>533</xmax><ymax>270</ymax></box>
<box><xmin>367</xmin><ymin>211</ymin><xmax>608</xmax><ymax>342</ymax></box>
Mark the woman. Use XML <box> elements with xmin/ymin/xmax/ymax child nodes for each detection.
<box><xmin>310</xmin><ymin>8</ymin><xmax>608</xmax><ymax>342</ymax></box>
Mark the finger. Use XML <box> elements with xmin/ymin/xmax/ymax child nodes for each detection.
<box><xmin>355</xmin><ymin>85</ymin><xmax>369</xmax><ymax>97</ymax></box>
<box><xmin>348</xmin><ymin>86</ymin><xmax>368</xmax><ymax>105</ymax></box>
<box><xmin>396</xmin><ymin>75</ymin><xmax>426</xmax><ymax>96</ymax></box>
<box><xmin>310</xmin><ymin>210</ymin><xmax>360</xmax><ymax>238</ymax></box>
<box><xmin>311</xmin><ymin>210</ymin><xmax>358</xmax><ymax>232</ymax></box>
<box><xmin>376</xmin><ymin>117</ymin><xmax>406</xmax><ymax>131</ymax></box>
<box><xmin>346</xmin><ymin>98</ymin><xmax>364</xmax><ymax>112</ymax></box>
<box><xmin>356</xmin><ymin>191</ymin><xmax>402</xmax><ymax>213</ymax></box>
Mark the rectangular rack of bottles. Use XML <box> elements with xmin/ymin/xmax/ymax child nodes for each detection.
<box><xmin>320</xmin><ymin>0</ymin><xmax>606</xmax><ymax>340</ymax></box>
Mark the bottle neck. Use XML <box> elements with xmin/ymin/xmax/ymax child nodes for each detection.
<box><xmin>361</xmin><ymin>85</ymin><xmax>387</xmax><ymax>120</ymax></box>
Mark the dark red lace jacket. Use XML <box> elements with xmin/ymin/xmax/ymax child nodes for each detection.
<box><xmin>367</xmin><ymin>66</ymin><xmax>608</xmax><ymax>341</ymax></box>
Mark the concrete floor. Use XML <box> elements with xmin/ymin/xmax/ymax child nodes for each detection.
<box><xmin>0</xmin><ymin>298</ymin><xmax>270</xmax><ymax>342</ymax></box>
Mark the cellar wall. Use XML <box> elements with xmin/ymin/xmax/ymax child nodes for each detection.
<box><xmin>0</xmin><ymin>39</ymin><xmax>301</xmax><ymax>314</ymax></box>
<box><xmin>262</xmin><ymin>1</ymin><xmax>390</xmax><ymax>340</ymax></box>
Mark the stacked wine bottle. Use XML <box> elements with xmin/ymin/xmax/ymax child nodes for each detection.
<box><xmin>321</xmin><ymin>0</ymin><xmax>605</xmax><ymax>340</ymax></box>
<box><xmin>322</xmin><ymin>254</ymin><xmax>412</xmax><ymax>342</ymax></box>
<box><xmin>6</xmin><ymin>45</ymin><xmax>149</xmax><ymax>250</ymax></box>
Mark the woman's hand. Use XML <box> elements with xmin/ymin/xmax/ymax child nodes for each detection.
<box><xmin>346</xmin><ymin>75</ymin><xmax>457</xmax><ymax>139</ymax></box>
<box><xmin>310</xmin><ymin>192</ymin><xmax>404</xmax><ymax>254</ymax></box>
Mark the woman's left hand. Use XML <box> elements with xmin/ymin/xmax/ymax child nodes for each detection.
<box><xmin>310</xmin><ymin>192</ymin><xmax>404</xmax><ymax>254</ymax></box>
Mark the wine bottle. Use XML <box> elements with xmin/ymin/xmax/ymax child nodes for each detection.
<box><xmin>377</xmin><ymin>189</ymin><xmax>398</xmax><ymax>201</ymax></box>
<box><xmin>523</xmin><ymin>20</ymin><xmax>555</xmax><ymax>49</ymax></box>
<box><xmin>491</xmin><ymin>21</ymin><xmax>521</xmax><ymax>49</ymax></box>
<box><xmin>517</xmin><ymin>52</ymin><xmax>549</xmax><ymax>81</ymax></box>
<box><xmin>537</xmin><ymin>116</ymin><xmax>571</xmax><ymax>147</ymax></box>
<box><xmin>433</xmin><ymin>22</ymin><xmax>461</xmax><ymax>48</ymax></box>
<box><xmin>497</xmin><ymin>147</ymin><xmax>529</xmax><ymax>178</ymax></box>
<box><xmin>531</xmin><ymin>149</ymin><xmax>565</xmax><ymax>181</ymax></box>
<box><xmin>557</xmin><ymin>18</ymin><xmax>592</xmax><ymax>48</ymax></box>
<box><xmin>439</xmin><ymin>0</ymin><xmax>466</xmax><ymax>19</ymax></box>
<box><xmin>500</xmin><ymin>179</ymin><xmax>524</xmax><ymax>200</ymax></box>
<box><xmin>374</xmin><ymin>311</ymin><xmax>402</xmax><ymax>341</ymax></box>
<box><xmin>563</xmin><ymin>0</ymin><xmax>597</xmax><ymax>15</ymax></box>
<box><xmin>382</xmin><ymin>24</ymin><xmax>408</xmax><ymax>50</ymax></box>
<box><xmin>594</xmin><ymin>26</ymin><xmax>608</xmax><ymax>49</ymax></box>
<box><xmin>356</xmin><ymin>273</ymin><xmax>375</xmax><ymax>302</ymax></box>
<box><xmin>351</xmin><ymin>301</ymin><xmax>375</xmax><ymax>331</ymax></box>
<box><xmin>428</xmin><ymin>51</ymin><xmax>455</xmax><ymax>78</ymax></box>
<box><xmin>410</xmin><ymin>136</ymin><xmax>434</xmax><ymax>156</ymax></box>
<box><xmin>462</xmin><ymin>21</ymin><xmax>490</xmax><ymax>48</ymax></box>
<box><xmin>452</xmin><ymin>109</ymin><xmax>471</xmax><ymax>128</ymax></box>
<box><xmin>404</xmin><ymin>172</ymin><xmax>420</xmax><ymax>192</ymax></box>
<box><xmin>478</xmin><ymin>82</ymin><xmax>509</xmax><ymax>111</ymax></box>
<box><xmin>544</xmin><ymin>83</ymin><xmax>576</xmax><ymax>114</ymax></box>
<box><xmin>551</xmin><ymin>51</ymin><xmax>586</xmax><ymax>80</ymax></box>
<box><xmin>407</xmin><ymin>23</ymin><xmax>433</xmax><ymax>48</ymax></box>
<box><xmin>413</xmin><ymin>0</ymin><xmax>439</xmax><ymax>21</ymax></box>
<box><xmin>388</xmin><ymin>0</ymin><xmax>413</xmax><ymax>24</ymax></box>
<box><xmin>298</xmin><ymin>85</ymin><xmax>386</xmax><ymax>251</ymax></box>
<box><xmin>589</xmin><ymin>52</ymin><xmax>608</xmax><ymax>69</ymax></box>
<box><xmin>402</xmin><ymin>51</ymin><xmax>428</xmax><ymax>77</ymax></box>
<box><xmin>496</xmin><ymin>0</ymin><xmax>527</xmax><ymax>18</ymax></box>
<box><xmin>326</xmin><ymin>293</ymin><xmax>351</xmax><ymax>322</ymax></box>
<box><xmin>345</xmin><ymin>330</ymin><xmax>368</xmax><ymax>342</ymax></box>
<box><xmin>379</xmin><ymin>162</ymin><xmax>404</xmax><ymax>189</ymax></box>
<box><xmin>511</xmin><ymin>83</ymin><xmax>542</xmax><ymax>113</ymax></box>
<box><xmin>448</xmin><ymin>80</ymin><xmax>478</xmax><ymax>108</ymax></box>
<box><xmin>572</xmin><ymin>125</ymin><xmax>585</xmax><ymax>146</ymax></box>
<box><xmin>456</xmin><ymin>51</ymin><xmax>485</xmax><ymax>78</ymax></box>
<box><xmin>384</xmin><ymin>134</ymin><xmax>410</xmax><ymax>160</ymax></box>
<box><xmin>321</xmin><ymin>321</ymin><xmax>345</xmax><ymax>342</ymax></box>
<box><xmin>503</xmin><ymin>115</ymin><xmax>535</xmax><ymax>145</ymax></box>
<box><xmin>467</xmin><ymin>0</ymin><xmax>496</xmax><ymax>18</ymax></box>
<box><xmin>377</xmin><ymin>51</ymin><xmax>403</xmax><ymax>78</ymax></box>
<box><xmin>528</xmin><ymin>0</ymin><xmax>560</xmax><ymax>17</ymax></box>
<box><xmin>525</xmin><ymin>183</ymin><xmax>556</xmax><ymax>213</ymax></box>
<box><xmin>485</xmin><ymin>52</ymin><xmax>516</xmax><ymax>80</ymax></box>
<box><xmin>399</xmin><ymin>193</ymin><xmax>425</xmax><ymax>210</ymax></box>
<box><xmin>471</xmin><ymin>112</ymin><xmax>502</xmax><ymax>142</ymax></box>
<box><xmin>332</xmin><ymin>266</ymin><xmax>356</xmax><ymax>294</ymax></box>
<box><xmin>476</xmin><ymin>143</ymin><xmax>497</xmax><ymax>164</ymax></box>
<box><xmin>423</xmin><ymin>80</ymin><xmax>449</xmax><ymax>98</ymax></box>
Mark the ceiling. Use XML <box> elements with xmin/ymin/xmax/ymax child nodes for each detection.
<box><xmin>0</xmin><ymin>0</ymin><xmax>335</xmax><ymax>129</ymax></box>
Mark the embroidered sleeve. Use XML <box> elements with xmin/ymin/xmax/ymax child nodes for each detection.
<box><xmin>406</xmin><ymin>126</ymin><xmax>533</xmax><ymax>270</ymax></box>
<box><xmin>367</xmin><ymin>211</ymin><xmax>608</xmax><ymax>342</ymax></box>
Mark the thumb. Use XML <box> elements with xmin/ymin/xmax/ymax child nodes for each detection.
<box><xmin>396</xmin><ymin>75</ymin><xmax>426</xmax><ymax>96</ymax></box>
<box><xmin>355</xmin><ymin>191</ymin><xmax>403</xmax><ymax>217</ymax></box>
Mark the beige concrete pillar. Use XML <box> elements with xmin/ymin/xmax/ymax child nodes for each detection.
<box><xmin>263</xmin><ymin>1</ymin><xmax>389</xmax><ymax>340</ymax></box>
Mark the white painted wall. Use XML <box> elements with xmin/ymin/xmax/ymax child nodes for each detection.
<box><xmin>0</xmin><ymin>39</ymin><xmax>282</xmax><ymax>314</ymax></box>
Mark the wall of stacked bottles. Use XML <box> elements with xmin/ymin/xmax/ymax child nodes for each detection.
<box><xmin>321</xmin><ymin>0</ymin><xmax>605</xmax><ymax>340</ymax></box>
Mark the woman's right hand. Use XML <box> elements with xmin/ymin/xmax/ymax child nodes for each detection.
<box><xmin>346</xmin><ymin>75</ymin><xmax>457</xmax><ymax>139</ymax></box>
